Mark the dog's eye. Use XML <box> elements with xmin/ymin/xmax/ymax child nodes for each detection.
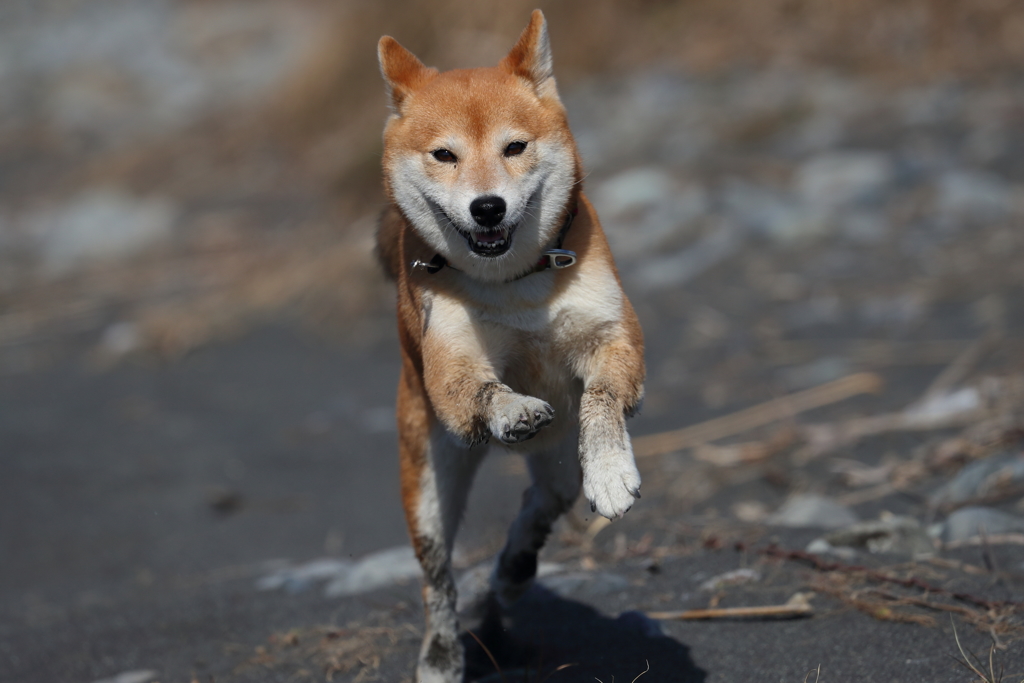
<box><xmin>432</xmin><ymin>149</ymin><xmax>457</xmax><ymax>163</ymax></box>
<box><xmin>504</xmin><ymin>141</ymin><xmax>527</xmax><ymax>157</ymax></box>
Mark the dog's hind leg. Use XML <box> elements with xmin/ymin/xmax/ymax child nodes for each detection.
<box><xmin>492</xmin><ymin>433</ymin><xmax>581</xmax><ymax>607</ymax></box>
<box><xmin>399</xmin><ymin>367</ymin><xmax>484</xmax><ymax>683</ymax></box>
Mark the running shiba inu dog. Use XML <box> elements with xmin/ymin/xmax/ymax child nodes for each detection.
<box><xmin>376</xmin><ymin>10</ymin><xmax>644</xmax><ymax>682</ymax></box>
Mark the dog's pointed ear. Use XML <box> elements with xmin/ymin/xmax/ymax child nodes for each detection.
<box><xmin>500</xmin><ymin>10</ymin><xmax>558</xmax><ymax>100</ymax></box>
<box><xmin>378</xmin><ymin>36</ymin><xmax>437</xmax><ymax>112</ymax></box>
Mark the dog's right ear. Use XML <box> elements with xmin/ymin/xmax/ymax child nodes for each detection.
<box><xmin>378</xmin><ymin>36</ymin><xmax>437</xmax><ymax>113</ymax></box>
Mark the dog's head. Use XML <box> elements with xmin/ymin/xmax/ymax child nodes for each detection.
<box><xmin>378</xmin><ymin>10</ymin><xmax>580</xmax><ymax>282</ymax></box>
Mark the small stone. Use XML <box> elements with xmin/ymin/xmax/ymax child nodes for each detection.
<box><xmin>732</xmin><ymin>500</ymin><xmax>769</xmax><ymax>523</ymax></box>
<box><xmin>26</xmin><ymin>188</ymin><xmax>177</xmax><ymax>276</ymax></box>
<box><xmin>91</xmin><ymin>671</ymin><xmax>158</xmax><ymax>683</ymax></box>
<box><xmin>795</xmin><ymin>152</ymin><xmax>894</xmax><ymax>208</ymax></box>
<box><xmin>630</xmin><ymin>220</ymin><xmax>743</xmax><ymax>292</ymax></box>
<box><xmin>98</xmin><ymin>321</ymin><xmax>142</xmax><ymax>357</ymax></box>
<box><xmin>324</xmin><ymin>545</ymin><xmax>420</xmax><ymax>597</ymax></box>
<box><xmin>940</xmin><ymin>507</ymin><xmax>1024</xmax><ymax>543</ymax></box>
<box><xmin>256</xmin><ymin>557</ymin><xmax>350</xmax><ymax>593</ymax></box>
<box><xmin>818</xmin><ymin>514</ymin><xmax>935</xmax><ymax>558</ymax></box>
<box><xmin>592</xmin><ymin>167</ymin><xmax>678</xmax><ymax>215</ymax></box>
<box><xmin>699</xmin><ymin>568</ymin><xmax>761</xmax><ymax>592</ymax></box>
<box><xmin>936</xmin><ymin>170</ymin><xmax>1012</xmax><ymax>220</ymax></box>
<box><xmin>778</xmin><ymin>357</ymin><xmax>851</xmax><ymax>390</ymax></box>
<box><xmin>929</xmin><ymin>451</ymin><xmax>1024</xmax><ymax>509</ymax></box>
<box><xmin>767</xmin><ymin>494</ymin><xmax>858</xmax><ymax>529</ymax></box>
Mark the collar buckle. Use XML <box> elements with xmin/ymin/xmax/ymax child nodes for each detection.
<box><xmin>542</xmin><ymin>248</ymin><xmax>577</xmax><ymax>270</ymax></box>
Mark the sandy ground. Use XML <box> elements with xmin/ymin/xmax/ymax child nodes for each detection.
<box><xmin>2</xmin><ymin>313</ymin><xmax>1023</xmax><ymax>683</ymax></box>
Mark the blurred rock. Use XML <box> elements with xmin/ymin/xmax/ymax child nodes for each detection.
<box><xmin>699</xmin><ymin>568</ymin><xmax>761</xmax><ymax>592</ymax></box>
<box><xmin>778</xmin><ymin>356</ymin><xmax>851</xmax><ymax>390</ymax></box>
<box><xmin>784</xmin><ymin>296</ymin><xmax>843</xmax><ymax>329</ymax></box>
<box><xmin>903</xmin><ymin>387</ymin><xmax>983</xmax><ymax>430</ymax></box>
<box><xmin>795</xmin><ymin>152</ymin><xmax>894</xmax><ymax>208</ymax></box>
<box><xmin>592</xmin><ymin>167</ymin><xmax>709</xmax><ymax>259</ymax></box>
<box><xmin>630</xmin><ymin>220</ymin><xmax>743</xmax><ymax>292</ymax></box>
<box><xmin>255</xmin><ymin>545</ymin><xmax>423</xmax><ymax>597</ymax></box>
<box><xmin>723</xmin><ymin>180</ymin><xmax>831</xmax><ymax>243</ymax></box>
<box><xmin>256</xmin><ymin>557</ymin><xmax>350</xmax><ymax>594</ymax></box>
<box><xmin>810</xmin><ymin>514</ymin><xmax>934</xmax><ymax>558</ymax></box>
<box><xmin>25</xmin><ymin>189</ymin><xmax>176</xmax><ymax>276</ymax></box>
<box><xmin>0</xmin><ymin>2</ymin><xmax>316</xmax><ymax>141</ymax></box>
<box><xmin>858</xmin><ymin>293</ymin><xmax>927</xmax><ymax>329</ymax></box>
<box><xmin>732</xmin><ymin>500</ymin><xmax>769</xmax><ymax>522</ymax></box>
<box><xmin>91</xmin><ymin>671</ymin><xmax>158</xmax><ymax>683</ymax></box>
<box><xmin>839</xmin><ymin>211</ymin><xmax>888</xmax><ymax>245</ymax></box>
<box><xmin>324</xmin><ymin>545</ymin><xmax>420</xmax><ymax>598</ymax></box>
<box><xmin>592</xmin><ymin>167</ymin><xmax>678</xmax><ymax>216</ymax></box>
<box><xmin>938</xmin><ymin>506</ymin><xmax>1024</xmax><ymax>543</ymax></box>
<box><xmin>928</xmin><ymin>450</ymin><xmax>1024</xmax><ymax>509</ymax></box>
<box><xmin>767</xmin><ymin>494</ymin><xmax>858</xmax><ymax>529</ymax></box>
<box><xmin>98</xmin><ymin>321</ymin><xmax>142</xmax><ymax>357</ymax></box>
<box><xmin>936</xmin><ymin>170</ymin><xmax>1013</xmax><ymax>221</ymax></box>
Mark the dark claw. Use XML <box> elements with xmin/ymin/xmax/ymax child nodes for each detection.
<box><xmin>590</xmin><ymin>501</ymin><xmax>596</xmax><ymax>513</ymax></box>
<box><xmin>631</xmin><ymin>487</ymin><xmax>641</xmax><ymax>499</ymax></box>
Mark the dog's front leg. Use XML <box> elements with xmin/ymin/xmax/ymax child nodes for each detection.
<box><xmin>578</xmin><ymin>334</ymin><xmax>645</xmax><ymax>520</ymax></box>
<box><xmin>422</xmin><ymin>326</ymin><xmax>554</xmax><ymax>448</ymax></box>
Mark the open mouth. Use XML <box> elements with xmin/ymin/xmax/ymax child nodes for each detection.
<box><xmin>466</xmin><ymin>225</ymin><xmax>515</xmax><ymax>257</ymax></box>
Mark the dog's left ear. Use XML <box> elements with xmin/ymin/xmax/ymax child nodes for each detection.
<box><xmin>379</xmin><ymin>36</ymin><xmax>438</xmax><ymax>113</ymax></box>
<box><xmin>500</xmin><ymin>10</ymin><xmax>558</xmax><ymax>101</ymax></box>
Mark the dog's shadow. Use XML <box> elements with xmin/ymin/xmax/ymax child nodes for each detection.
<box><xmin>462</xmin><ymin>585</ymin><xmax>706</xmax><ymax>683</ymax></box>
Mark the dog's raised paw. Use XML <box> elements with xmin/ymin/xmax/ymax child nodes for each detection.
<box><xmin>489</xmin><ymin>393</ymin><xmax>554</xmax><ymax>444</ymax></box>
<box><xmin>583</xmin><ymin>456</ymin><xmax>641</xmax><ymax>520</ymax></box>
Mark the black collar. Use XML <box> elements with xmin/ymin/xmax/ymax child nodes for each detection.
<box><xmin>411</xmin><ymin>204</ymin><xmax>578</xmax><ymax>281</ymax></box>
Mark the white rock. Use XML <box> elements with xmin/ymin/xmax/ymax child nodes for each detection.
<box><xmin>699</xmin><ymin>568</ymin><xmax>761</xmax><ymax>592</ymax></box>
<box><xmin>593</xmin><ymin>169</ymin><xmax>709</xmax><ymax>259</ymax></box>
<box><xmin>722</xmin><ymin>180</ymin><xmax>831</xmax><ymax>243</ymax></box>
<box><xmin>26</xmin><ymin>188</ymin><xmax>176</xmax><ymax>276</ymax></box>
<box><xmin>940</xmin><ymin>507</ymin><xmax>1024</xmax><ymax>543</ymax></box>
<box><xmin>255</xmin><ymin>557</ymin><xmax>350</xmax><ymax>592</ymax></box>
<box><xmin>592</xmin><ymin>167</ymin><xmax>678</xmax><ymax>215</ymax></box>
<box><xmin>795</xmin><ymin>152</ymin><xmax>894</xmax><ymax>208</ymax></box>
<box><xmin>779</xmin><ymin>357</ymin><xmax>851</xmax><ymax>390</ymax></box>
<box><xmin>324</xmin><ymin>545</ymin><xmax>421</xmax><ymax>598</ymax></box>
<box><xmin>936</xmin><ymin>170</ymin><xmax>1012</xmax><ymax>219</ymax></box>
<box><xmin>92</xmin><ymin>671</ymin><xmax>158</xmax><ymax>683</ymax></box>
<box><xmin>767</xmin><ymin>494</ymin><xmax>858</xmax><ymax>529</ymax></box>
<box><xmin>99</xmin><ymin>321</ymin><xmax>142</xmax><ymax>357</ymax></box>
<box><xmin>903</xmin><ymin>387</ymin><xmax>982</xmax><ymax>428</ymax></box>
<box><xmin>817</xmin><ymin>514</ymin><xmax>935</xmax><ymax>558</ymax></box>
<box><xmin>630</xmin><ymin>220</ymin><xmax>743</xmax><ymax>292</ymax></box>
<box><xmin>929</xmin><ymin>451</ymin><xmax>1024</xmax><ymax>509</ymax></box>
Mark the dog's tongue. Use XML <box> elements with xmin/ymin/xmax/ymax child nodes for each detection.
<box><xmin>474</xmin><ymin>231</ymin><xmax>504</xmax><ymax>244</ymax></box>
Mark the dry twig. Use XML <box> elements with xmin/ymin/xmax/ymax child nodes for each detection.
<box><xmin>633</xmin><ymin>373</ymin><xmax>883</xmax><ymax>458</ymax></box>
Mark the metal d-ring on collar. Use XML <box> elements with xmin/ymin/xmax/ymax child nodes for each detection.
<box><xmin>410</xmin><ymin>205</ymin><xmax>578</xmax><ymax>279</ymax></box>
<box><xmin>540</xmin><ymin>248</ymin><xmax>577</xmax><ymax>270</ymax></box>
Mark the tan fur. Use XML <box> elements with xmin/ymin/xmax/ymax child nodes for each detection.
<box><xmin>377</xmin><ymin>11</ymin><xmax>644</xmax><ymax>682</ymax></box>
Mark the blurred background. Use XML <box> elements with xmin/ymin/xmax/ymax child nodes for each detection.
<box><xmin>3</xmin><ymin>1</ymin><xmax>1024</xmax><ymax>681</ymax></box>
<box><xmin>3</xmin><ymin>0</ymin><xmax>1023</xmax><ymax>361</ymax></box>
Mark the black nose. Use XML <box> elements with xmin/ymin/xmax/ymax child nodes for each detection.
<box><xmin>469</xmin><ymin>195</ymin><xmax>506</xmax><ymax>228</ymax></box>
